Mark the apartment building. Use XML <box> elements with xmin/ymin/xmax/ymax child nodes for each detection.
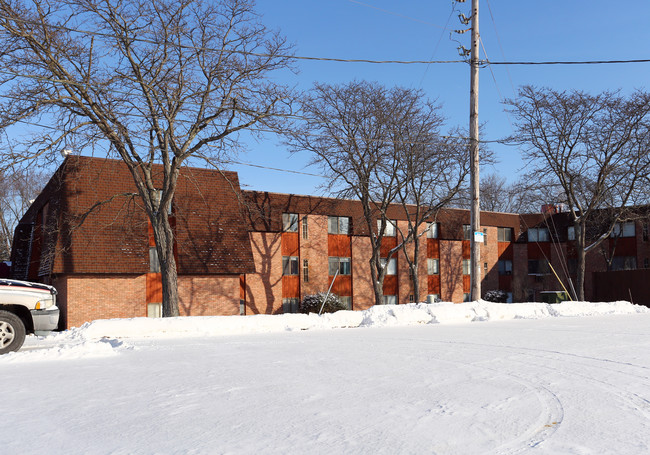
<box><xmin>10</xmin><ymin>156</ymin><xmax>650</xmax><ymax>328</ymax></box>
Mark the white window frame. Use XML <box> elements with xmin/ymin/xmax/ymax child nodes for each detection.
<box><xmin>427</xmin><ymin>222</ymin><xmax>439</xmax><ymax>239</ymax></box>
<box><xmin>380</xmin><ymin>257</ymin><xmax>397</xmax><ymax>275</ymax></box>
<box><xmin>328</xmin><ymin>257</ymin><xmax>351</xmax><ymax>276</ymax></box>
<box><xmin>378</xmin><ymin>219</ymin><xmax>396</xmax><ymax>237</ymax></box>
<box><xmin>611</xmin><ymin>222</ymin><xmax>635</xmax><ymax>238</ymax></box>
<box><xmin>383</xmin><ymin>295</ymin><xmax>397</xmax><ymax>305</ymax></box>
<box><xmin>462</xmin><ymin>259</ymin><xmax>471</xmax><ymax>276</ymax></box>
<box><xmin>282</xmin><ymin>213</ymin><xmax>298</xmax><ymax>232</ymax></box>
<box><xmin>282</xmin><ymin>256</ymin><xmax>299</xmax><ymax>276</ymax></box>
<box><xmin>427</xmin><ymin>258</ymin><xmax>439</xmax><ymax>275</ymax></box>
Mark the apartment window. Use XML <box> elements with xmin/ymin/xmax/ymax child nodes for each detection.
<box><xmin>528</xmin><ymin>259</ymin><xmax>550</xmax><ymax>275</ymax></box>
<box><xmin>147</xmin><ymin>302</ymin><xmax>162</xmax><ymax>318</ymax></box>
<box><xmin>528</xmin><ymin>227</ymin><xmax>550</xmax><ymax>242</ymax></box>
<box><xmin>484</xmin><ymin>262</ymin><xmax>488</xmax><ymax>275</ymax></box>
<box><xmin>282</xmin><ymin>298</ymin><xmax>300</xmax><ymax>314</ymax></box>
<box><xmin>303</xmin><ymin>259</ymin><xmax>309</xmax><ymax>282</ymax></box>
<box><xmin>380</xmin><ymin>257</ymin><xmax>397</xmax><ymax>275</ymax></box>
<box><xmin>383</xmin><ymin>295</ymin><xmax>397</xmax><ymax>305</ymax></box>
<box><xmin>568</xmin><ymin>258</ymin><xmax>578</xmax><ymax>275</ymax></box>
<box><xmin>643</xmin><ymin>223</ymin><xmax>649</xmax><ymax>241</ymax></box>
<box><xmin>644</xmin><ymin>258</ymin><xmax>649</xmax><ymax>269</ymax></box>
<box><xmin>497</xmin><ymin>227</ymin><xmax>513</xmax><ymax>242</ymax></box>
<box><xmin>483</xmin><ymin>228</ymin><xmax>488</xmax><ymax>245</ymax></box>
<box><xmin>611</xmin><ymin>222</ymin><xmax>635</xmax><ymax>238</ymax></box>
<box><xmin>338</xmin><ymin>296</ymin><xmax>352</xmax><ymax>310</ymax></box>
<box><xmin>328</xmin><ymin>216</ymin><xmax>350</xmax><ymax>235</ymax></box>
<box><xmin>463</xmin><ymin>293</ymin><xmax>471</xmax><ymax>302</ymax></box>
<box><xmin>239</xmin><ymin>300</ymin><xmax>246</xmax><ymax>316</ymax></box>
<box><xmin>463</xmin><ymin>224</ymin><xmax>471</xmax><ymax>240</ymax></box>
<box><xmin>427</xmin><ymin>258</ymin><xmax>439</xmax><ymax>275</ymax></box>
<box><xmin>498</xmin><ymin>260</ymin><xmax>513</xmax><ymax>275</ymax></box>
<box><xmin>282</xmin><ymin>256</ymin><xmax>299</xmax><ymax>275</ymax></box>
<box><xmin>408</xmin><ymin>294</ymin><xmax>414</xmax><ymax>303</ymax></box>
<box><xmin>282</xmin><ymin>213</ymin><xmax>298</xmax><ymax>232</ymax></box>
<box><xmin>328</xmin><ymin>257</ymin><xmax>351</xmax><ymax>276</ymax></box>
<box><xmin>427</xmin><ymin>222</ymin><xmax>439</xmax><ymax>239</ymax></box>
<box><xmin>149</xmin><ymin>247</ymin><xmax>160</xmax><ymax>273</ymax></box>
<box><xmin>462</xmin><ymin>259</ymin><xmax>471</xmax><ymax>275</ymax></box>
<box><xmin>426</xmin><ymin>294</ymin><xmax>440</xmax><ymax>303</ymax></box>
<box><xmin>611</xmin><ymin>256</ymin><xmax>636</xmax><ymax>271</ymax></box>
<box><xmin>302</xmin><ymin>216</ymin><xmax>308</xmax><ymax>239</ymax></box>
<box><xmin>568</xmin><ymin>226</ymin><xmax>576</xmax><ymax>241</ymax></box>
<box><xmin>378</xmin><ymin>219</ymin><xmax>396</xmax><ymax>237</ymax></box>
<box><xmin>506</xmin><ymin>292</ymin><xmax>513</xmax><ymax>303</ymax></box>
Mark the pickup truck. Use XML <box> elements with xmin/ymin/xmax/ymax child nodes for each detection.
<box><xmin>0</xmin><ymin>279</ymin><xmax>59</xmax><ymax>354</ymax></box>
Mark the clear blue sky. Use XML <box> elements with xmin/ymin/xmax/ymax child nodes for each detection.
<box><xmin>228</xmin><ymin>0</ymin><xmax>650</xmax><ymax>196</ymax></box>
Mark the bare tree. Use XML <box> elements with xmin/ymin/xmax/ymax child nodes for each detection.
<box><xmin>507</xmin><ymin>86</ymin><xmax>650</xmax><ymax>300</ymax></box>
<box><xmin>0</xmin><ymin>169</ymin><xmax>47</xmax><ymax>260</ymax></box>
<box><xmin>288</xmin><ymin>81</ymin><xmax>457</xmax><ymax>306</ymax></box>
<box><xmin>0</xmin><ymin>0</ymin><xmax>293</xmax><ymax>316</ymax></box>
<box><xmin>393</xmin><ymin>126</ymin><xmax>470</xmax><ymax>303</ymax></box>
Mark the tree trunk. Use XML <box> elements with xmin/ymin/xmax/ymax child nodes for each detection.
<box><xmin>369</xmin><ymin>249</ymin><xmax>384</xmax><ymax>307</ymax></box>
<box><xmin>411</xmin><ymin>237</ymin><xmax>421</xmax><ymax>303</ymax></box>
<box><xmin>575</xmin><ymin>223</ymin><xmax>587</xmax><ymax>301</ymax></box>
<box><xmin>151</xmin><ymin>212</ymin><xmax>180</xmax><ymax>317</ymax></box>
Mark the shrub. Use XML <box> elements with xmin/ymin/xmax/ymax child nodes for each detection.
<box><xmin>483</xmin><ymin>290</ymin><xmax>508</xmax><ymax>303</ymax></box>
<box><xmin>300</xmin><ymin>293</ymin><xmax>347</xmax><ymax>314</ymax></box>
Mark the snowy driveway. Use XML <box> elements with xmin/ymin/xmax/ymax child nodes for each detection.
<box><xmin>1</xmin><ymin>306</ymin><xmax>650</xmax><ymax>454</ymax></box>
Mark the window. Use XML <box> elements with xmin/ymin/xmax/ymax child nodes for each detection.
<box><xmin>483</xmin><ymin>228</ymin><xmax>488</xmax><ymax>245</ymax></box>
<box><xmin>378</xmin><ymin>219</ymin><xmax>396</xmax><ymax>237</ymax></box>
<box><xmin>328</xmin><ymin>216</ymin><xmax>350</xmax><ymax>235</ymax></box>
<box><xmin>328</xmin><ymin>257</ymin><xmax>351</xmax><ymax>276</ymax></box>
<box><xmin>383</xmin><ymin>295</ymin><xmax>397</xmax><ymax>305</ymax></box>
<box><xmin>497</xmin><ymin>227</ymin><xmax>513</xmax><ymax>242</ymax></box>
<box><xmin>611</xmin><ymin>222</ymin><xmax>635</xmax><ymax>238</ymax></box>
<box><xmin>427</xmin><ymin>222</ymin><xmax>439</xmax><ymax>239</ymax></box>
<box><xmin>282</xmin><ymin>298</ymin><xmax>300</xmax><ymax>313</ymax></box>
<box><xmin>506</xmin><ymin>292</ymin><xmax>513</xmax><ymax>303</ymax></box>
<box><xmin>528</xmin><ymin>227</ymin><xmax>550</xmax><ymax>242</ymax></box>
<box><xmin>340</xmin><ymin>296</ymin><xmax>352</xmax><ymax>310</ymax></box>
<box><xmin>380</xmin><ymin>257</ymin><xmax>397</xmax><ymax>275</ymax></box>
<box><xmin>568</xmin><ymin>226</ymin><xmax>576</xmax><ymax>241</ymax></box>
<box><xmin>282</xmin><ymin>256</ymin><xmax>299</xmax><ymax>275</ymax></box>
<box><xmin>463</xmin><ymin>224</ymin><xmax>471</xmax><ymax>240</ymax></box>
<box><xmin>147</xmin><ymin>302</ymin><xmax>161</xmax><ymax>318</ymax></box>
<box><xmin>611</xmin><ymin>256</ymin><xmax>636</xmax><ymax>271</ymax></box>
<box><xmin>463</xmin><ymin>293</ymin><xmax>471</xmax><ymax>302</ymax></box>
<box><xmin>427</xmin><ymin>258</ymin><xmax>439</xmax><ymax>275</ymax></box>
<box><xmin>149</xmin><ymin>247</ymin><xmax>160</xmax><ymax>273</ymax></box>
<box><xmin>426</xmin><ymin>294</ymin><xmax>440</xmax><ymax>303</ymax></box>
<box><xmin>498</xmin><ymin>260</ymin><xmax>513</xmax><ymax>275</ymax></box>
<box><xmin>282</xmin><ymin>213</ymin><xmax>298</xmax><ymax>232</ymax></box>
<box><xmin>643</xmin><ymin>223</ymin><xmax>649</xmax><ymax>241</ymax></box>
<box><xmin>528</xmin><ymin>259</ymin><xmax>550</xmax><ymax>275</ymax></box>
<box><xmin>239</xmin><ymin>300</ymin><xmax>246</xmax><ymax>316</ymax></box>
<box><xmin>302</xmin><ymin>216</ymin><xmax>308</xmax><ymax>239</ymax></box>
<box><xmin>303</xmin><ymin>259</ymin><xmax>309</xmax><ymax>282</ymax></box>
<box><xmin>568</xmin><ymin>258</ymin><xmax>577</xmax><ymax>275</ymax></box>
<box><xmin>644</xmin><ymin>258</ymin><xmax>649</xmax><ymax>269</ymax></box>
<box><xmin>484</xmin><ymin>262</ymin><xmax>488</xmax><ymax>275</ymax></box>
<box><xmin>462</xmin><ymin>259</ymin><xmax>471</xmax><ymax>275</ymax></box>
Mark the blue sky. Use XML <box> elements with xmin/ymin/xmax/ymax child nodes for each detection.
<box><xmin>227</xmin><ymin>0</ymin><xmax>650</xmax><ymax>196</ymax></box>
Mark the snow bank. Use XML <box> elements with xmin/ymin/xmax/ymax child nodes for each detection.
<box><xmin>60</xmin><ymin>300</ymin><xmax>650</xmax><ymax>341</ymax></box>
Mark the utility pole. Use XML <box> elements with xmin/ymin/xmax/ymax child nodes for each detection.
<box><xmin>469</xmin><ymin>0</ymin><xmax>481</xmax><ymax>300</ymax></box>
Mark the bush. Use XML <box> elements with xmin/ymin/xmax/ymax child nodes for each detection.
<box><xmin>483</xmin><ymin>290</ymin><xmax>508</xmax><ymax>303</ymax></box>
<box><xmin>300</xmin><ymin>293</ymin><xmax>348</xmax><ymax>314</ymax></box>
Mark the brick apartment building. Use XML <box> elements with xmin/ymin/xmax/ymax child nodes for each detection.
<box><xmin>11</xmin><ymin>156</ymin><xmax>650</xmax><ymax>328</ymax></box>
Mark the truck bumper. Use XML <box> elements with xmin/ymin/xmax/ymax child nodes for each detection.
<box><xmin>31</xmin><ymin>306</ymin><xmax>60</xmax><ymax>334</ymax></box>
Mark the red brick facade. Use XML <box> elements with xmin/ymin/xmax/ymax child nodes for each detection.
<box><xmin>11</xmin><ymin>157</ymin><xmax>650</xmax><ymax>328</ymax></box>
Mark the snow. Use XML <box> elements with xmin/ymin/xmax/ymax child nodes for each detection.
<box><xmin>2</xmin><ymin>300</ymin><xmax>650</xmax><ymax>454</ymax></box>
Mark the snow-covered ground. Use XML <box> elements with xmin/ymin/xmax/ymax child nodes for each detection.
<box><xmin>2</xmin><ymin>301</ymin><xmax>650</xmax><ymax>454</ymax></box>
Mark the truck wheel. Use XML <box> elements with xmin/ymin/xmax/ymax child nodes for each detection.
<box><xmin>0</xmin><ymin>310</ymin><xmax>26</xmax><ymax>354</ymax></box>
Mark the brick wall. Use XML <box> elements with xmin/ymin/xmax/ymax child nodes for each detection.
<box><xmin>351</xmin><ymin>236</ymin><xmax>374</xmax><ymax>310</ymax></box>
<box><xmin>440</xmin><ymin>240</ymin><xmax>464</xmax><ymax>302</ymax></box>
<box><xmin>178</xmin><ymin>275</ymin><xmax>240</xmax><ymax>316</ymax></box>
<box><xmin>246</xmin><ymin>231</ymin><xmax>283</xmax><ymax>314</ymax></box>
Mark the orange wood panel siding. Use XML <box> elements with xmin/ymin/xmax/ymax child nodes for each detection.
<box><xmin>462</xmin><ymin>240</ymin><xmax>470</xmax><ymax>259</ymax></box>
<box><xmin>527</xmin><ymin>242</ymin><xmax>551</xmax><ymax>259</ymax></box>
<box><xmin>498</xmin><ymin>275</ymin><xmax>513</xmax><ymax>291</ymax></box>
<box><xmin>427</xmin><ymin>275</ymin><xmax>441</xmax><ymax>294</ymax></box>
<box><xmin>427</xmin><ymin>239</ymin><xmax>440</xmax><ymax>257</ymax></box>
<box><xmin>497</xmin><ymin>242</ymin><xmax>513</xmax><ymax>259</ymax></box>
<box><xmin>380</xmin><ymin>236</ymin><xmax>398</xmax><ymax>257</ymax></box>
<box><xmin>383</xmin><ymin>275</ymin><xmax>398</xmax><ymax>295</ymax></box>
<box><xmin>328</xmin><ymin>234</ymin><xmax>352</xmax><ymax>257</ymax></box>
<box><xmin>282</xmin><ymin>276</ymin><xmax>300</xmax><ymax>298</ymax></box>
<box><xmin>463</xmin><ymin>275</ymin><xmax>471</xmax><ymax>293</ymax></box>
<box><xmin>146</xmin><ymin>272</ymin><xmax>163</xmax><ymax>303</ymax></box>
<box><xmin>281</xmin><ymin>232</ymin><xmax>300</xmax><ymax>256</ymax></box>
<box><xmin>610</xmin><ymin>237</ymin><xmax>637</xmax><ymax>256</ymax></box>
<box><xmin>329</xmin><ymin>275</ymin><xmax>352</xmax><ymax>296</ymax></box>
